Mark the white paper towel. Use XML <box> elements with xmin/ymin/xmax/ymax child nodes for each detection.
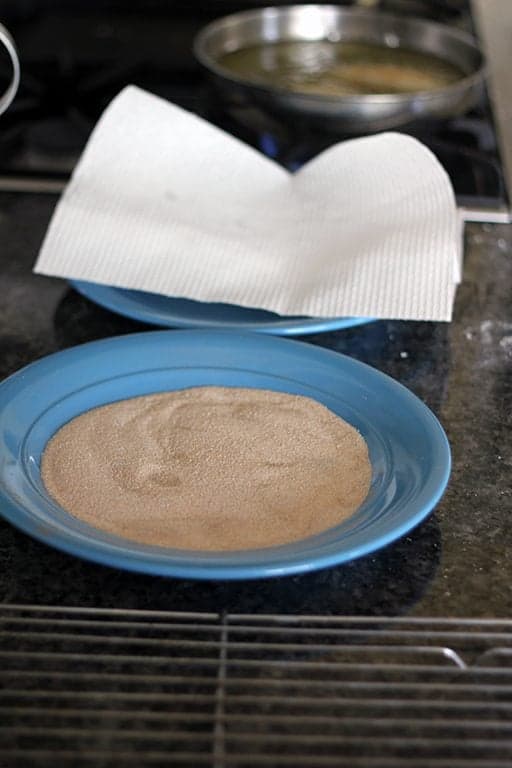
<box><xmin>34</xmin><ymin>85</ymin><xmax>461</xmax><ymax>321</ymax></box>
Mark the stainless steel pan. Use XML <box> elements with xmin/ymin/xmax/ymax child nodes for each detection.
<box><xmin>193</xmin><ymin>5</ymin><xmax>485</xmax><ymax>133</ymax></box>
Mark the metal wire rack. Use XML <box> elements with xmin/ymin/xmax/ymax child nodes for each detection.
<box><xmin>1</xmin><ymin>605</ymin><xmax>512</xmax><ymax>767</ymax></box>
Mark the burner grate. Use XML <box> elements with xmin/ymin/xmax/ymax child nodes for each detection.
<box><xmin>1</xmin><ymin>606</ymin><xmax>512</xmax><ymax>767</ymax></box>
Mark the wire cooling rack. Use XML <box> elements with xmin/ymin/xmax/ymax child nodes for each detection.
<box><xmin>1</xmin><ymin>605</ymin><xmax>512</xmax><ymax>767</ymax></box>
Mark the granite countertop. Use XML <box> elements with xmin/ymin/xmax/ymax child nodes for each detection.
<box><xmin>0</xmin><ymin>191</ymin><xmax>511</xmax><ymax>617</ymax></box>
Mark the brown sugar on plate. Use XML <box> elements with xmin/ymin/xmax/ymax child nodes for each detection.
<box><xmin>41</xmin><ymin>386</ymin><xmax>371</xmax><ymax>551</ymax></box>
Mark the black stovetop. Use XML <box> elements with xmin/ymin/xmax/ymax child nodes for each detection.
<box><xmin>0</xmin><ymin>0</ymin><xmax>507</xmax><ymax>212</ymax></box>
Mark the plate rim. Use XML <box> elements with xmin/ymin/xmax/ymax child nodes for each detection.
<box><xmin>0</xmin><ymin>329</ymin><xmax>451</xmax><ymax>579</ymax></box>
<box><xmin>70</xmin><ymin>279</ymin><xmax>373</xmax><ymax>336</ymax></box>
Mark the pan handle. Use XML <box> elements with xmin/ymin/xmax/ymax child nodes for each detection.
<box><xmin>0</xmin><ymin>22</ymin><xmax>19</xmax><ymax>117</ymax></box>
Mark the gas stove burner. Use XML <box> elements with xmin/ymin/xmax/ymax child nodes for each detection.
<box><xmin>252</xmin><ymin>109</ymin><xmax>506</xmax><ymax>210</ymax></box>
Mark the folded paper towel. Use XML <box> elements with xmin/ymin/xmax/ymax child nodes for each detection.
<box><xmin>35</xmin><ymin>85</ymin><xmax>460</xmax><ymax>321</ymax></box>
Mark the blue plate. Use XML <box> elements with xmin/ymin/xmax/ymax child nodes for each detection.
<box><xmin>70</xmin><ymin>280</ymin><xmax>372</xmax><ymax>335</ymax></box>
<box><xmin>0</xmin><ymin>331</ymin><xmax>450</xmax><ymax>580</ymax></box>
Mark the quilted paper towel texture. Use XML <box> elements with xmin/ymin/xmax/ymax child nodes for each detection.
<box><xmin>35</xmin><ymin>85</ymin><xmax>460</xmax><ymax>320</ymax></box>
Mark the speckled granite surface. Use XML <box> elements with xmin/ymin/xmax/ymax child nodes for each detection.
<box><xmin>0</xmin><ymin>192</ymin><xmax>510</xmax><ymax>616</ymax></box>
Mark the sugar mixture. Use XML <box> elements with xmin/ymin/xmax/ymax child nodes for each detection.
<box><xmin>41</xmin><ymin>386</ymin><xmax>371</xmax><ymax>550</ymax></box>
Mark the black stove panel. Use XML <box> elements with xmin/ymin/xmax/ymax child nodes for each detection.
<box><xmin>0</xmin><ymin>0</ymin><xmax>507</xmax><ymax>212</ymax></box>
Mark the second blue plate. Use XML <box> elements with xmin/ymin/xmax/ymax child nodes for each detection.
<box><xmin>71</xmin><ymin>280</ymin><xmax>372</xmax><ymax>335</ymax></box>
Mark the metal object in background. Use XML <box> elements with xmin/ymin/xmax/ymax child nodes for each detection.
<box><xmin>471</xmin><ymin>0</ymin><xmax>512</xmax><ymax>223</ymax></box>
<box><xmin>1</xmin><ymin>605</ymin><xmax>512</xmax><ymax>766</ymax></box>
<box><xmin>194</xmin><ymin>5</ymin><xmax>485</xmax><ymax>133</ymax></box>
<box><xmin>0</xmin><ymin>23</ymin><xmax>19</xmax><ymax>116</ymax></box>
